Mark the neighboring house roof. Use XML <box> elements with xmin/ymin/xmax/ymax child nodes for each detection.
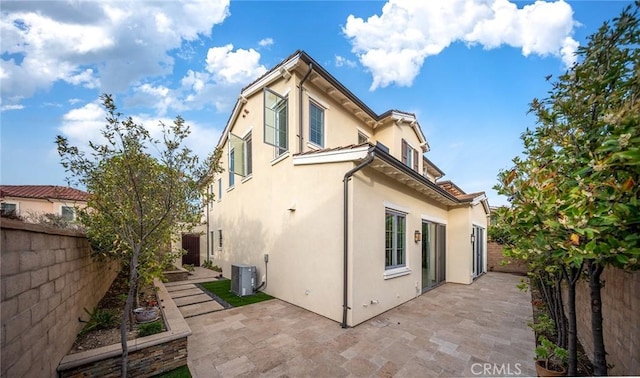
<box><xmin>218</xmin><ymin>50</ymin><xmax>429</xmax><ymax>152</ymax></box>
<box><xmin>0</xmin><ymin>185</ymin><xmax>89</xmax><ymax>202</ymax></box>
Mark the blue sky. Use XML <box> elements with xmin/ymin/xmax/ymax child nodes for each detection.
<box><xmin>0</xmin><ymin>0</ymin><xmax>631</xmax><ymax>206</ymax></box>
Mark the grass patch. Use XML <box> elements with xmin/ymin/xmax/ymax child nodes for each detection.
<box><xmin>200</xmin><ymin>279</ymin><xmax>273</xmax><ymax>307</ymax></box>
<box><xmin>154</xmin><ymin>365</ymin><xmax>191</xmax><ymax>378</ymax></box>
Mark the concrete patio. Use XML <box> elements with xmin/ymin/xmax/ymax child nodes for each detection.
<box><xmin>176</xmin><ymin>271</ymin><xmax>535</xmax><ymax>377</ymax></box>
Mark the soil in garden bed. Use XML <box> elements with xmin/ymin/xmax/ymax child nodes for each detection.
<box><xmin>70</xmin><ymin>269</ymin><xmax>166</xmax><ymax>354</ymax></box>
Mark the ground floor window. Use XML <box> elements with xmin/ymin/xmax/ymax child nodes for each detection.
<box><xmin>385</xmin><ymin>209</ymin><xmax>406</xmax><ymax>269</ymax></box>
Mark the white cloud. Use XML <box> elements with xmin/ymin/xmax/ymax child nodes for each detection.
<box><xmin>335</xmin><ymin>55</ymin><xmax>357</xmax><ymax>68</ymax></box>
<box><xmin>1</xmin><ymin>104</ymin><xmax>24</xmax><ymax>112</ymax></box>
<box><xmin>258</xmin><ymin>38</ymin><xmax>274</xmax><ymax>47</ymax></box>
<box><xmin>344</xmin><ymin>0</ymin><xmax>578</xmax><ymax>90</ymax></box>
<box><xmin>1</xmin><ymin>1</ymin><xmax>231</xmax><ymax>107</ymax></box>
<box><xmin>205</xmin><ymin>44</ymin><xmax>267</xmax><ymax>84</ymax></box>
<box><xmin>59</xmin><ymin>100</ymin><xmax>219</xmax><ymax>160</ymax></box>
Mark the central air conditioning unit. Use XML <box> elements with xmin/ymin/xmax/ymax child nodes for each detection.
<box><xmin>231</xmin><ymin>264</ymin><xmax>256</xmax><ymax>297</ymax></box>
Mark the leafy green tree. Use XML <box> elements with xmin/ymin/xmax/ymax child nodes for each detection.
<box><xmin>495</xmin><ymin>2</ymin><xmax>640</xmax><ymax>375</ymax></box>
<box><xmin>57</xmin><ymin>94</ymin><xmax>221</xmax><ymax>377</ymax></box>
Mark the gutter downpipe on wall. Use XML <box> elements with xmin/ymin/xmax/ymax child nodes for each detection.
<box><xmin>341</xmin><ymin>148</ymin><xmax>375</xmax><ymax>328</ymax></box>
<box><xmin>298</xmin><ymin>63</ymin><xmax>313</xmax><ymax>153</ymax></box>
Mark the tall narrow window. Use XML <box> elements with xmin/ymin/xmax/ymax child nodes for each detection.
<box><xmin>229</xmin><ymin>149</ymin><xmax>235</xmax><ymax>187</ymax></box>
<box><xmin>210</xmin><ymin>231</ymin><xmax>215</xmax><ymax>255</ymax></box>
<box><xmin>244</xmin><ymin>132</ymin><xmax>252</xmax><ymax>176</ymax></box>
<box><xmin>401</xmin><ymin>139</ymin><xmax>419</xmax><ymax>171</ymax></box>
<box><xmin>264</xmin><ymin>88</ymin><xmax>288</xmax><ymax>156</ymax></box>
<box><xmin>218</xmin><ymin>178</ymin><xmax>222</xmax><ymax>200</ymax></box>
<box><xmin>385</xmin><ymin>209</ymin><xmax>406</xmax><ymax>269</ymax></box>
<box><xmin>218</xmin><ymin>229</ymin><xmax>223</xmax><ymax>248</ymax></box>
<box><xmin>309</xmin><ymin>101</ymin><xmax>324</xmax><ymax>147</ymax></box>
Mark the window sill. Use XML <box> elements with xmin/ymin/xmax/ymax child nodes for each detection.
<box><xmin>241</xmin><ymin>174</ymin><xmax>253</xmax><ymax>183</ymax></box>
<box><xmin>271</xmin><ymin>152</ymin><xmax>290</xmax><ymax>166</ymax></box>
<box><xmin>306</xmin><ymin>141</ymin><xmax>323</xmax><ymax>150</ymax></box>
<box><xmin>226</xmin><ymin>186</ymin><xmax>235</xmax><ymax>192</ymax></box>
<box><xmin>383</xmin><ymin>267</ymin><xmax>411</xmax><ymax>280</ymax></box>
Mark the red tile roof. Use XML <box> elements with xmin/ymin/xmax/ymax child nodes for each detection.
<box><xmin>0</xmin><ymin>185</ymin><xmax>89</xmax><ymax>202</ymax></box>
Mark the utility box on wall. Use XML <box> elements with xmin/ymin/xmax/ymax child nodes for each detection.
<box><xmin>231</xmin><ymin>264</ymin><xmax>256</xmax><ymax>296</ymax></box>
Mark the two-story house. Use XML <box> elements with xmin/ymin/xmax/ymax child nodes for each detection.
<box><xmin>205</xmin><ymin>51</ymin><xmax>489</xmax><ymax>327</ymax></box>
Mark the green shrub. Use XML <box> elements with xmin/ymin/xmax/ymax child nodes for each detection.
<box><xmin>79</xmin><ymin>307</ymin><xmax>118</xmax><ymax>336</ymax></box>
<box><xmin>138</xmin><ymin>320</ymin><xmax>163</xmax><ymax>337</ymax></box>
<box><xmin>183</xmin><ymin>264</ymin><xmax>195</xmax><ymax>272</ymax></box>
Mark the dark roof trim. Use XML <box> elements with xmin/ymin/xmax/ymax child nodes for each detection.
<box><xmin>370</xmin><ymin>144</ymin><xmax>464</xmax><ymax>204</ymax></box>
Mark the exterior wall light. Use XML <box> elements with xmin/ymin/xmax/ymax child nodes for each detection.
<box><xmin>414</xmin><ymin>230</ymin><xmax>421</xmax><ymax>243</ymax></box>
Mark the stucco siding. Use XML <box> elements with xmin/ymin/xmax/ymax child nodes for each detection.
<box><xmin>349</xmin><ymin>167</ymin><xmax>448</xmax><ymax>325</ymax></box>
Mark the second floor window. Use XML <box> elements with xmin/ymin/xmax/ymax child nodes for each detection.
<box><xmin>401</xmin><ymin>139</ymin><xmax>418</xmax><ymax>171</ymax></box>
<box><xmin>229</xmin><ymin>149</ymin><xmax>235</xmax><ymax>187</ymax></box>
<box><xmin>309</xmin><ymin>101</ymin><xmax>324</xmax><ymax>147</ymax></box>
<box><xmin>244</xmin><ymin>132</ymin><xmax>252</xmax><ymax>176</ymax></box>
<box><xmin>1</xmin><ymin>202</ymin><xmax>17</xmax><ymax>216</ymax></box>
<box><xmin>264</xmin><ymin>88</ymin><xmax>288</xmax><ymax>156</ymax></box>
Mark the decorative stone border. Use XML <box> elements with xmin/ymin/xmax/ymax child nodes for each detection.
<box><xmin>57</xmin><ymin>279</ymin><xmax>191</xmax><ymax>377</ymax></box>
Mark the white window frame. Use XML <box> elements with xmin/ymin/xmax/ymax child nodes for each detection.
<box><xmin>357</xmin><ymin>130</ymin><xmax>370</xmax><ymax>144</ymax></box>
<box><xmin>309</xmin><ymin>100</ymin><xmax>325</xmax><ymax>148</ymax></box>
<box><xmin>217</xmin><ymin>229</ymin><xmax>223</xmax><ymax>249</ymax></box>
<box><xmin>228</xmin><ymin>147</ymin><xmax>235</xmax><ymax>188</ymax></box>
<box><xmin>264</xmin><ymin>88</ymin><xmax>288</xmax><ymax>157</ymax></box>
<box><xmin>217</xmin><ymin>178</ymin><xmax>222</xmax><ymax>201</ymax></box>
<box><xmin>243</xmin><ymin>131</ymin><xmax>253</xmax><ymax>179</ymax></box>
<box><xmin>385</xmin><ymin>208</ymin><xmax>407</xmax><ymax>271</ymax></box>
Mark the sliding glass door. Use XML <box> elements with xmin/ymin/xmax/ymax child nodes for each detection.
<box><xmin>472</xmin><ymin>225</ymin><xmax>485</xmax><ymax>278</ymax></box>
<box><xmin>422</xmin><ymin>221</ymin><xmax>446</xmax><ymax>292</ymax></box>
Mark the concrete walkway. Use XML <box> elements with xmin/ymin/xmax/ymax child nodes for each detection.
<box><xmin>176</xmin><ymin>272</ymin><xmax>535</xmax><ymax>377</ymax></box>
<box><xmin>164</xmin><ymin>267</ymin><xmax>226</xmax><ymax>318</ymax></box>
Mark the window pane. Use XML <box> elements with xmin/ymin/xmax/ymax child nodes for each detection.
<box><xmin>264</xmin><ymin>89</ymin><xmax>288</xmax><ymax>151</ymax></box>
<box><xmin>229</xmin><ymin>149</ymin><xmax>235</xmax><ymax>187</ymax></box>
<box><xmin>61</xmin><ymin>206</ymin><xmax>74</xmax><ymax>221</ymax></box>
<box><xmin>396</xmin><ymin>215</ymin><xmax>405</xmax><ymax>265</ymax></box>
<box><xmin>385</xmin><ymin>213</ymin><xmax>393</xmax><ymax>267</ymax></box>
<box><xmin>1</xmin><ymin>203</ymin><xmax>16</xmax><ymax>216</ymax></box>
<box><xmin>309</xmin><ymin>102</ymin><xmax>324</xmax><ymax>147</ymax></box>
<box><xmin>357</xmin><ymin>132</ymin><xmax>368</xmax><ymax>144</ymax></box>
<box><xmin>245</xmin><ymin>133</ymin><xmax>252</xmax><ymax>175</ymax></box>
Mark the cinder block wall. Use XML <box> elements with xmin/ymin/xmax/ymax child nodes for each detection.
<box><xmin>487</xmin><ymin>241</ymin><xmax>527</xmax><ymax>275</ymax></box>
<box><xmin>571</xmin><ymin>267</ymin><xmax>640</xmax><ymax>376</ymax></box>
<box><xmin>1</xmin><ymin>219</ymin><xmax>118</xmax><ymax>377</ymax></box>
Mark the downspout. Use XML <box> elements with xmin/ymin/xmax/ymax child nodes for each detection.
<box><xmin>206</xmin><ymin>186</ymin><xmax>210</xmax><ymax>264</ymax></box>
<box><xmin>298</xmin><ymin>63</ymin><xmax>313</xmax><ymax>153</ymax></box>
<box><xmin>341</xmin><ymin>149</ymin><xmax>375</xmax><ymax>328</ymax></box>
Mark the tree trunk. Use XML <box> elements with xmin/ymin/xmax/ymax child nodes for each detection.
<box><xmin>563</xmin><ymin>265</ymin><xmax>582</xmax><ymax>377</ymax></box>
<box><xmin>588</xmin><ymin>260</ymin><xmax>607</xmax><ymax>376</ymax></box>
<box><xmin>121</xmin><ymin>248</ymin><xmax>140</xmax><ymax>377</ymax></box>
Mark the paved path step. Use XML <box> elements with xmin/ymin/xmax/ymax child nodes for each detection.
<box><xmin>173</xmin><ymin>293</ymin><xmax>215</xmax><ymax>307</ymax></box>
<box><xmin>180</xmin><ymin>300</ymin><xmax>224</xmax><ymax>318</ymax></box>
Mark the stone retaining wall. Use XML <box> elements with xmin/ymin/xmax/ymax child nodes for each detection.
<box><xmin>57</xmin><ymin>278</ymin><xmax>191</xmax><ymax>377</ymax></box>
<box><xmin>1</xmin><ymin>219</ymin><xmax>119</xmax><ymax>377</ymax></box>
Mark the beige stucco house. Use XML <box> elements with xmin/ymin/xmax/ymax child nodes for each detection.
<box><xmin>0</xmin><ymin>185</ymin><xmax>88</xmax><ymax>222</ymax></box>
<box><xmin>205</xmin><ymin>51</ymin><xmax>490</xmax><ymax>327</ymax></box>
